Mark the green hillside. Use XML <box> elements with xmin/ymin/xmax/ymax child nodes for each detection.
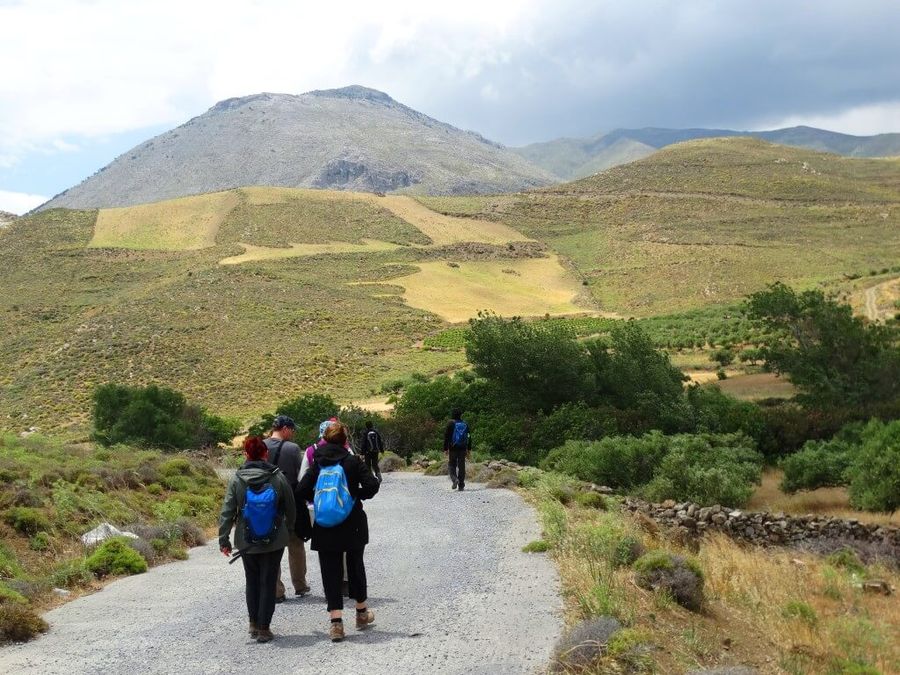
<box><xmin>2</xmin><ymin>139</ymin><xmax>898</xmax><ymax>430</ymax></box>
<box><xmin>420</xmin><ymin>138</ymin><xmax>900</xmax><ymax>315</ymax></box>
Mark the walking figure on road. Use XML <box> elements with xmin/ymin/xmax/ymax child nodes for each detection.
<box><xmin>265</xmin><ymin>414</ymin><xmax>311</xmax><ymax>600</ymax></box>
<box><xmin>444</xmin><ymin>408</ymin><xmax>471</xmax><ymax>491</ymax></box>
<box><xmin>296</xmin><ymin>422</ymin><xmax>380</xmax><ymax>642</ymax></box>
<box><xmin>361</xmin><ymin>420</ymin><xmax>384</xmax><ymax>482</ymax></box>
<box><xmin>218</xmin><ymin>436</ymin><xmax>296</xmax><ymax>644</ymax></box>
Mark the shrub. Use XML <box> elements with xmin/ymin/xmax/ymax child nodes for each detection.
<box><xmin>3</xmin><ymin>506</ymin><xmax>51</xmax><ymax>535</ymax></box>
<box><xmin>522</xmin><ymin>540</ymin><xmax>550</xmax><ymax>553</ymax></box>
<box><xmin>826</xmin><ymin>548</ymin><xmax>866</xmax><ymax>576</ymax></box>
<box><xmin>126</xmin><ymin>537</ymin><xmax>157</xmax><ymax>564</ymax></box>
<box><xmin>633</xmin><ymin>551</ymin><xmax>704</xmax><ymax>611</ymax></box>
<box><xmin>0</xmin><ymin>543</ymin><xmax>22</xmax><ymax>579</ymax></box>
<box><xmin>782</xmin><ymin>600</ymin><xmax>818</xmax><ymax>626</ymax></box>
<box><xmin>247</xmin><ymin>393</ymin><xmax>339</xmax><ymax>439</ymax></box>
<box><xmin>0</xmin><ymin>604</ymin><xmax>48</xmax><ymax>643</ymax></box>
<box><xmin>93</xmin><ymin>383</ymin><xmax>232</xmax><ymax>449</ymax></box>
<box><xmin>780</xmin><ymin>437</ymin><xmax>852</xmax><ymax>493</ymax></box>
<box><xmin>846</xmin><ymin>419</ymin><xmax>900</xmax><ymax>512</ymax></box>
<box><xmin>551</xmin><ymin>617</ymin><xmax>622</xmax><ymax>672</ymax></box>
<box><xmin>688</xmin><ymin>385</ymin><xmax>766</xmax><ymax>442</ymax></box>
<box><xmin>28</xmin><ymin>532</ymin><xmax>51</xmax><ymax>551</ymax></box>
<box><xmin>643</xmin><ymin>433</ymin><xmax>763</xmax><ymax>507</ymax></box>
<box><xmin>574</xmin><ymin>491</ymin><xmax>607</xmax><ymax>509</ymax></box>
<box><xmin>542</xmin><ymin>433</ymin><xmax>669</xmax><ymax>490</ymax></box>
<box><xmin>50</xmin><ymin>558</ymin><xmax>93</xmax><ymax>588</ymax></box>
<box><xmin>0</xmin><ymin>583</ymin><xmax>27</xmax><ymax>605</ymax></box>
<box><xmin>85</xmin><ymin>537</ymin><xmax>148</xmax><ymax>578</ymax></box>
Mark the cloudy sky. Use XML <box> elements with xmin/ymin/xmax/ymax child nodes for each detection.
<box><xmin>2</xmin><ymin>0</ymin><xmax>899</xmax><ymax>213</ymax></box>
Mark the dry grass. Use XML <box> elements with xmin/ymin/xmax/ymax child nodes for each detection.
<box><xmin>218</xmin><ymin>238</ymin><xmax>400</xmax><ymax>264</ymax></box>
<box><xmin>388</xmin><ymin>255</ymin><xmax>585</xmax><ymax>322</ymax></box>
<box><xmin>717</xmin><ymin>372</ymin><xmax>797</xmax><ymax>401</ymax></box>
<box><xmin>748</xmin><ymin>470</ymin><xmax>899</xmax><ymax>526</ymax></box>
<box><xmin>91</xmin><ymin>191</ymin><xmax>240</xmax><ymax>250</ymax></box>
<box><xmin>699</xmin><ymin>533</ymin><xmax>899</xmax><ymax>674</ymax></box>
<box><xmin>537</xmin><ymin>489</ymin><xmax>899</xmax><ymax>674</ymax></box>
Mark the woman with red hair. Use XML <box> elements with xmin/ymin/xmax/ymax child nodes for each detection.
<box><xmin>219</xmin><ymin>436</ymin><xmax>296</xmax><ymax>643</ymax></box>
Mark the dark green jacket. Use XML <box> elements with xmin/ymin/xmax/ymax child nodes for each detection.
<box><xmin>218</xmin><ymin>461</ymin><xmax>296</xmax><ymax>554</ymax></box>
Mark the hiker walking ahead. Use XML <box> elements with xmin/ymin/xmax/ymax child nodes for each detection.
<box><xmin>265</xmin><ymin>415</ymin><xmax>310</xmax><ymax>600</ymax></box>
<box><xmin>444</xmin><ymin>408</ymin><xmax>471</xmax><ymax>491</ymax></box>
<box><xmin>361</xmin><ymin>420</ymin><xmax>384</xmax><ymax>482</ymax></box>
<box><xmin>219</xmin><ymin>437</ymin><xmax>296</xmax><ymax>643</ymax></box>
<box><xmin>296</xmin><ymin>423</ymin><xmax>380</xmax><ymax>643</ymax></box>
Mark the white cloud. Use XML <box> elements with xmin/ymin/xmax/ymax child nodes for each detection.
<box><xmin>0</xmin><ymin>190</ymin><xmax>48</xmax><ymax>215</ymax></box>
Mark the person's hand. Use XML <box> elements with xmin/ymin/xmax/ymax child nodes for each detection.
<box><xmin>220</xmin><ymin>544</ymin><xmax>232</xmax><ymax>557</ymax></box>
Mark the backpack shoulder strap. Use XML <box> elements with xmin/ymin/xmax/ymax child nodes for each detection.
<box><xmin>271</xmin><ymin>439</ymin><xmax>286</xmax><ymax>467</ymax></box>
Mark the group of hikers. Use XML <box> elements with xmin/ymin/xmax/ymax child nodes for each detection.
<box><xmin>218</xmin><ymin>409</ymin><xmax>471</xmax><ymax>644</ymax></box>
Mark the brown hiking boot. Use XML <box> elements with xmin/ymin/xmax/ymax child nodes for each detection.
<box><xmin>356</xmin><ymin>609</ymin><xmax>375</xmax><ymax>630</ymax></box>
<box><xmin>256</xmin><ymin>628</ymin><xmax>274</xmax><ymax>643</ymax></box>
<box><xmin>248</xmin><ymin>621</ymin><xmax>259</xmax><ymax>638</ymax></box>
<box><xmin>329</xmin><ymin>621</ymin><xmax>345</xmax><ymax>642</ymax></box>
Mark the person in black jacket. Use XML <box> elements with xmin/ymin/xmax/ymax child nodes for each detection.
<box><xmin>444</xmin><ymin>408</ymin><xmax>471</xmax><ymax>491</ymax></box>
<box><xmin>296</xmin><ymin>423</ymin><xmax>380</xmax><ymax>643</ymax></box>
<box><xmin>360</xmin><ymin>420</ymin><xmax>384</xmax><ymax>482</ymax></box>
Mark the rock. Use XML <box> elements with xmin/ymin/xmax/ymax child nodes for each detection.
<box><xmin>679</xmin><ymin>517</ymin><xmax>697</xmax><ymax>529</ymax></box>
<box><xmin>52</xmin><ymin>588</ymin><xmax>71</xmax><ymax>598</ymax></box>
<box><xmin>379</xmin><ymin>454</ymin><xmax>407</xmax><ymax>473</ymax></box>
<box><xmin>862</xmin><ymin>580</ymin><xmax>892</xmax><ymax>596</ymax></box>
<box><xmin>711</xmin><ymin>513</ymin><xmax>728</xmax><ymax>526</ymax></box>
<box><xmin>698</xmin><ymin>507</ymin><xmax>712</xmax><ymax>522</ymax></box>
<box><xmin>81</xmin><ymin>523</ymin><xmax>139</xmax><ymax>547</ymax></box>
<box><xmin>662</xmin><ymin>499</ymin><xmax>677</xmax><ymax>509</ymax></box>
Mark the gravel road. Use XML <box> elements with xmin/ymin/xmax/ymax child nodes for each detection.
<box><xmin>0</xmin><ymin>473</ymin><xmax>562</xmax><ymax>674</ymax></box>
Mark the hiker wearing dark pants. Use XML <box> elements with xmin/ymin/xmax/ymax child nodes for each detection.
<box><xmin>361</xmin><ymin>420</ymin><xmax>384</xmax><ymax>482</ymax></box>
<box><xmin>444</xmin><ymin>409</ymin><xmax>471</xmax><ymax>491</ymax></box>
<box><xmin>219</xmin><ymin>436</ymin><xmax>296</xmax><ymax>644</ymax></box>
<box><xmin>265</xmin><ymin>415</ymin><xmax>309</xmax><ymax>600</ymax></box>
<box><xmin>296</xmin><ymin>423</ymin><xmax>380</xmax><ymax>643</ymax></box>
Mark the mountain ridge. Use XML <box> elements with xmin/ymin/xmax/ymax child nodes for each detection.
<box><xmin>514</xmin><ymin>125</ymin><xmax>900</xmax><ymax>179</ymax></box>
<box><xmin>38</xmin><ymin>86</ymin><xmax>553</xmax><ymax>210</ymax></box>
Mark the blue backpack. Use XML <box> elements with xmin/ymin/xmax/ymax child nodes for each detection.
<box><xmin>242</xmin><ymin>482</ymin><xmax>279</xmax><ymax>545</ymax></box>
<box><xmin>451</xmin><ymin>421</ymin><xmax>469</xmax><ymax>449</ymax></box>
<box><xmin>314</xmin><ymin>464</ymin><xmax>356</xmax><ymax>528</ymax></box>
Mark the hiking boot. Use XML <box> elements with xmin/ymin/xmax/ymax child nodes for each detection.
<box><xmin>458</xmin><ymin>485</ymin><xmax>465</xmax><ymax>491</ymax></box>
<box><xmin>256</xmin><ymin>628</ymin><xmax>274</xmax><ymax>643</ymax></box>
<box><xmin>248</xmin><ymin>621</ymin><xmax>259</xmax><ymax>639</ymax></box>
<box><xmin>329</xmin><ymin>621</ymin><xmax>345</xmax><ymax>642</ymax></box>
<box><xmin>451</xmin><ymin>480</ymin><xmax>458</xmax><ymax>490</ymax></box>
<box><xmin>295</xmin><ymin>585</ymin><xmax>311</xmax><ymax>596</ymax></box>
<box><xmin>356</xmin><ymin>608</ymin><xmax>375</xmax><ymax>630</ymax></box>
<box><xmin>274</xmin><ymin>595</ymin><xmax>285</xmax><ymax>604</ymax></box>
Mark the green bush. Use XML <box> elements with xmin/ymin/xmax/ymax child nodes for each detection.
<box><xmin>0</xmin><ymin>583</ymin><xmax>27</xmax><ymax>605</ymax></box>
<box><xmin>826</xmin><ymin>548</ymin><xmax>866</xmax><ymax>576</ymax></box>
<box><xmin>574</xmin><ymin>491</ymin><xmax>607</xmax><ymax>509</ymax></box>
<box><xmin>3</xmin><ymin>507</ymin><xmax>51</xmax><ymax>535</ymax></box>
<box><xmin>642</xmin><ymin>433</ymin><xmax>763</xmax><ymax>507</ymax></box>
<box><xmin>0</xmin><ymin>543</ymin><xmax>22</xmax><ymax>579</ymax></box>
<box><xmin>522</xmin><ymin>539</ymin><xmax>551</xmax><ymax>553</ymax></box>
<box><xmin>50</xmin><ymin>558</ymin><xmax>93</xmax><ymax>588</ymax></box>
<box><xmin>0</xmin><ymin>604</ymin><xmax>48</xmax><ymax>643</ymax></box>
<box><xmin>247</xmin><ymin>393</ymin><xmax>340</xmax><ymax>439</ymax></box>
<box><xmin>782</xmin><ymin>600</ymin><xmax>818</xmax><ymax>626</ymax></box>
<box><xmin>93</xmin><ymin>383</ymin><xmax>234</xmax><ymax>449</ymax></box>
<box><xmin>85</xmin><ymin>537</ymin><xmax>148</xmax><ymax>578</ymax></box>
<box><xmin>28</xmin><ymin>532</ymin><xmax>51</xmax><ymax>551</ymax></box>
<box><xmin>846</xmin><ymin>419</ymin><xmax>900</xmax><ymax>512</ymax></box>
<box><xmin>780</xmin><ymin>437</ymin><xmax>852</xmax><ymax>493</ymax></box>
<box><xmin>541</xmin><ymin>433</ymin><xmax>669</xmax><ymax>489</ymax></box>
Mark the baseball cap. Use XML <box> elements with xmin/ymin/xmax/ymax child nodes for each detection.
<box><xmin>272</xmin><ymin>415</ymin><xmax>296</xmax><ymax>430</ymax></box>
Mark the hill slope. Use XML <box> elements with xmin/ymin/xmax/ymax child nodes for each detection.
<box><xmin>39</xmin><ymin>86</ymin><xmax>554</xmax><ymax>210</ymax></box>
<box><xmin>422</xmin><ymin>138</ymin><xmax>900</xmax><ymax>315</ymax></box>
<box><xmin>516</xmin><ymin>125</ymin><xmax>900</xmax><ymax>179</ymax></box>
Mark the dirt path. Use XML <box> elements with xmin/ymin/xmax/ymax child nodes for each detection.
<box><xmin>0</xmin><ymin>474</ymin><xmax>562</xmax><ymax>675</ymax></box>
<box><xmin>865</xmin><ymin>284</ymin><xmax>880</xmax><ymax>320</ymax></box>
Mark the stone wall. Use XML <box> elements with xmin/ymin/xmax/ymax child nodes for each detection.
<box><xmin>621</xmin><ymin>496</ymin><xmax>900</xmax><ymax>555</ymax></box>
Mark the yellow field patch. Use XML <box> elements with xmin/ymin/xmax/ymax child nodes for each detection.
<box><xmin>386</xmin><ymin>255</ymin><xmax>585</xmax><ymax>322</ymax></box>
<box><xmin>219</xmin><ymin>239</ymin><xmax>401</xmax><ymax>265</ymax></box>
<box><xmin>91</xmin><ymin>191</ymin><xmax>240</xmax><ymax>250</ymax></box>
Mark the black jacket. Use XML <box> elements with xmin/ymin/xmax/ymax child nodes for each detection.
<box><xmin>295</xmin><ymin>443</ymin><xmax>380</xmax><ymax>552</ymax></box>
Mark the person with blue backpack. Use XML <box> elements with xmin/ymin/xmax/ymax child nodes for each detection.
<box><xmin>295</xmin><ymin>422</ymin><xmax>380</xmax><ymax>643</ymax></box>
<box><xmin>444</xmin><ymin>408</ymin><xmax>471</xmax><ymax>491</ymax></box>
<box><xmin>218</xmin><ymin>436</ymin><xmax>296</xmax><ymax>644</ymax></box>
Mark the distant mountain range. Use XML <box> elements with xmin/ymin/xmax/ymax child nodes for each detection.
<box><xmin>36</xmin><ymin>84</ymin><xmax>900</xmax><ymax>210</ymax></box>
<box><xmin>39</xmin><ymin>86</ymin><xmax>554</xmax><ymax>210</ymax></box>
<box><xmin>513</xmin><ymin>126</ymin><xmax>900</xmax><ymax>180</ymax></box>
